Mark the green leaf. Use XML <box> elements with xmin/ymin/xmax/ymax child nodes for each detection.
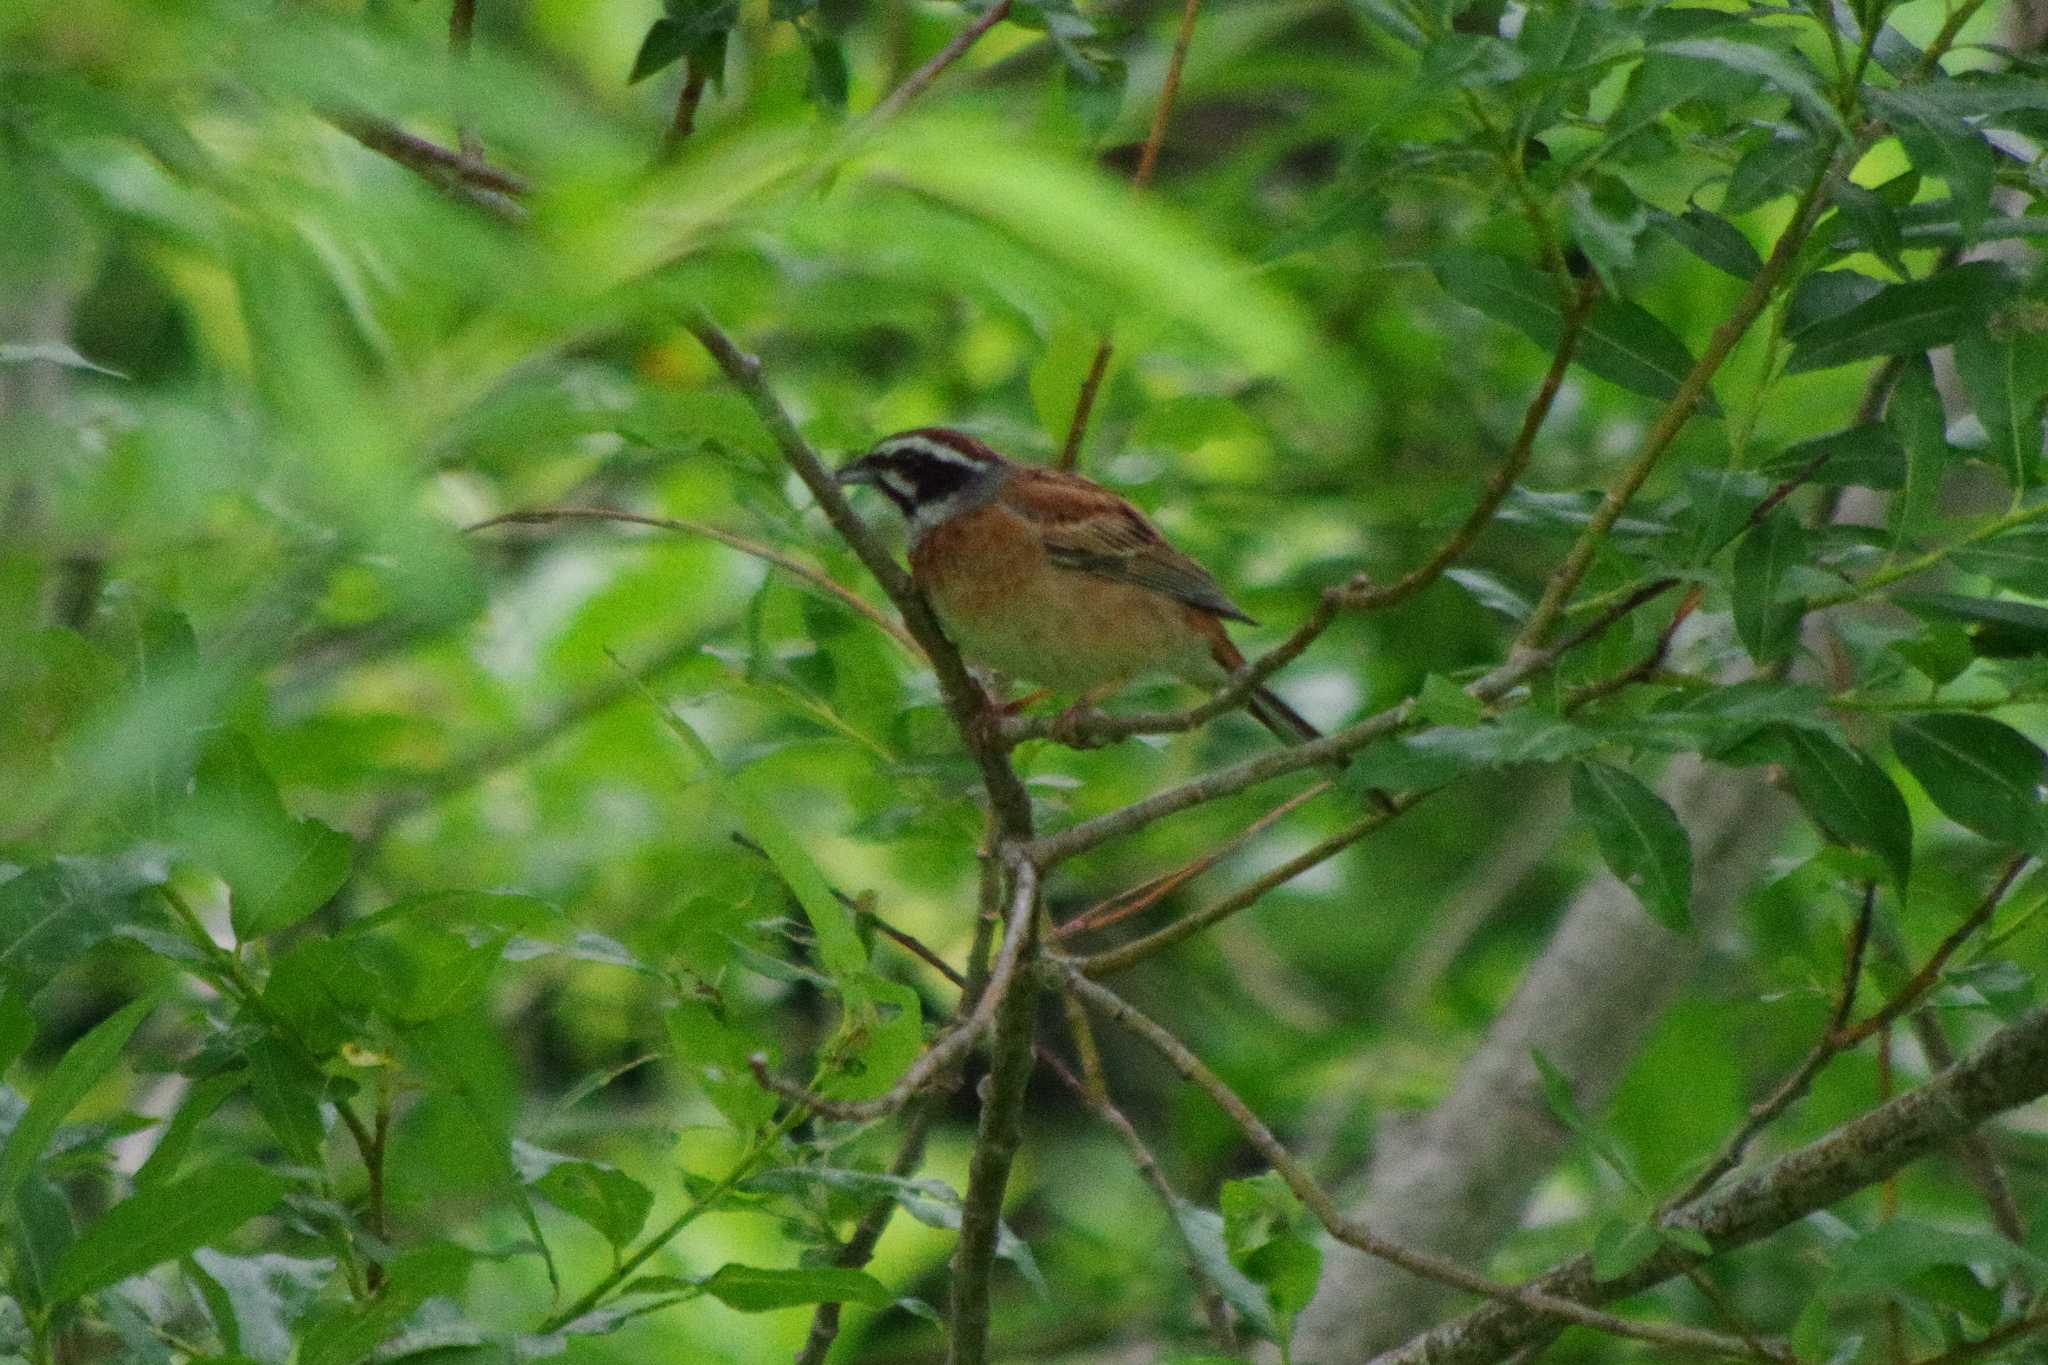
<box><xmin>1570</xmin><ymin>761</ymin><xmax>1693</xmax><ymax>931</ymax></box>
<box><xmin>1898</xmin><ymin>592</ymin><xmax>2048</xmax><ymax>657</ymax></box>
<box><xmin>1241</xmin><ymin>1234</ymin><xmax>1322</xmax><ymax>1323</ymax></box>
<box><xmin>1563</xmin><ymin>177</ymin><xmax>1648</xmax><ymax>289</ymax></box>
<box><xmin>1445</xmin><ymin>567</ymin><xmax>1533</xmax><ymax>621</ymax></box>
<box><xmin>1732</xmin><ymin>510</ymin><xmax>1808</xmax><ymax>665</ymax></box>
<box><xmin>1344</xmin><ymin>709</ymin><xmax>1600</xmax><ymax>791</ymax></box>
<box><xmin>1170</xmin><ymin>1199</ymin><xmax>1278</xmax><ymax>1338</ymax></box>
<box><xmin>1830</xmin><ymin>1219</ymin><xmax>2048</xmax><ymax>1296</ymax></box>
<box><xmin>515</xmin><ymin>1142</ymin><xmax>653</xmax><ymax>1249</ymax></box>
<box><xmin>0</xmin><ymin>989</ymin><xmax>33</xmax><ymax>1080</ymax></box>
<box><xmin>651</xmin><ymin>697</ymin><xmax>867</xmax><ymax>988</ymax></box>
<box><xmin>1648</xmin><ymin>207</ymin><xmax>1763</xmax><ymax>280</ymax></box>
<box><xmin>134</xmin><ymin>1071</ymin><xmax>243</xmax><ymax>1190</ymax></box>
<box><xmin>1952</xmin><ymin>526</ymin><xmax>2048</xmax><ymax>595</ymax></box>
<box><xmin>0</xmin><ymin>995</ymin><xmax>156</xmax><ymax>1201</ymax></box>
<box><xmin>46</xmin><ymin>1158</ymin><xmax>286</xmax><ymax>1303</ymax></box>
<box><xmin>1866</xmin><ymin>88</ymin><xmax>1995</xmax><ymax>241</ymax></box>
<box><xmin>1724</xmin><ymin>129</ymin><xmax>1826</xmax><ymax>215</ymax></box>
<box><xmin>1892</xmin><ymin>714</ymin><xmax>2048</xmax><ymax>850</ymax></box>
<box><xmin>1887</xmin><ymin>356</ymin><xmax>1951</xmax><ymax>545</ymax></box>
<box><xmin>696</xmin><ymin>1263</ymin><xmax>893</xmax><ymax>1312</ymax></box>
<box><xmin>245</xmin><ymin>1039</ymin><xmax>325</xmax><ymax>1167</ymax></box>
<box><xmin>802</xmin><ymin>30</ymin><xmax>849</xmax><ymax>110</ymax></box>
<box><xmin>0</xmin><ymin>851</ymin><xmax>169</xmax><ymax>994</ymax></box>
<box><xmin>667</xmin><ymin>1000</ymin><xmax>778</xmax><ymax>1131</ymax></box>
<box><xmin>1530</xmin><ymin>1049</ymin><xmax>1641</xmax><ymax>1191</ymax></box>
<box><xmin>1654</xmin><ymin>37</ymin><xmax>1843</xmax><ymax>132</ymax></box>
<box><xmin>1591</xmin><ymin>1218</ymin><xmax>1663</xmax><ymax>1281</ymax></box>
<box><xmin>178</xmin><ymin>735</ymin><xmax>352</xmax><ymax>940</ymax></box>
<box><xmin>1953</xmin><ymin>328</ymin><xmax>2048</xmax><ymax>494</ymax></box>
<box><xmin>1786</xmin><ymin>263</ymin><xmax>2011</xmax><ymax>374</ymax></box>
<box><xmin>1750</xmin><ymin>727</ymin><xmax>1913</xmax><ymax>888</ymax></box>
<box><xmin>1832</xmin><ymin>181</ymin><xmax>1907</xmax><ymax>276</ymax></box>
<box><xmin>1760</xmin><ymin>425</ymin><xmax>1906</xmax><ymax>490</ymax></box>
<box><xmin>629</xmin><ymin>19</ymin><xmax>691</xmax><ymax>84</ymax></box>
<box><xmin>630</xmin><ymin>2</ymin><xmax>739</xmax><ymax>82</ymax></box>
<box><xmin>299</xmin><ymin>1244</ymin><xmax>470</xmax><ymax>1365</ymax></box>
<box><xmin>1431</xmin><ymin>250</ymin><xmax>1718</xmax><ymax>412</ymax></box>
<box><xmin>1417</xmin><ymin>674</ymin><xmax>1484</xmax><ymax>726</ymax></box>
<box><xmin>188</xmin><ymin>1248</ymin><xmax>331</xmax><ymax>1364</ymax></box>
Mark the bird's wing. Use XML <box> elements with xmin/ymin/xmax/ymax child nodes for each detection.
<box><xmin>1009</xmin><ymin>471</ymin><xmax>1256</xmax><ymax>624</ymax></box>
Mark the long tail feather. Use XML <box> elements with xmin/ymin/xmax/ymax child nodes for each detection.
<box><xmin>1246</xmin><ymin>684</ymin><xmax>1322</xmax><ymax>747</ymax></box>
<box><xmin>1244</xmin><ymin>685</ymin><xmax>1396</xmax><ymax>814</ymax></box>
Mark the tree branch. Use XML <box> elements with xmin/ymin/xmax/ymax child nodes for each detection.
<box><xmin>1371</xmin><ymin>1003</ymin><xmax>2048</xmax><ymax>1365</ymax></box>
<box><xmin>946</xmin><ymin>860</ymin><xmax>1042</xmax><ymax>1365</ymax></box>
<box><xmin>326</xmin><ymin>110</ymin><xmax>530</xmax><ymax>220</ymax></box>
<box><xmin>1032</xmin><ymin>576</ymin><xmax>1672</xmax><ymax>866</ymax></box>
<box><xmin>686</xmin><ymin>312</ymin><xmax>1033</xmax><ymax>837</ymax></box>
<box><xmin>750</xmin><ymin>861</ymin><xmax>1039</xmax><ymax>1122</ymax></box>
<box><xmin>1062</xmin><ymin>966</ymin><xmax>1786</xmax><ymax>1359</ymax></box>
<box><xmin>869</xmin><ymin>1</ymin><xmax>1014</xmax><ymax>124</ymax></box>
<box><xmin>1077</xmin><ymin>791</ymin><xmax>1420</xmax><ymax>976</ymax></box>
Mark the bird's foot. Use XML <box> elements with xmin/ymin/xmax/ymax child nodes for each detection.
<box><xmin>1049</xmin><ymin>700</ymin><xmax>1110</xmax><ymax>749</ymax></box>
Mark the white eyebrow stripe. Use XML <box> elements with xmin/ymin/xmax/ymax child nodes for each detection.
<box><xmin>875</xmin><ymin>436</ymin><xmax>984</xmax><ymax>469</ymax></box>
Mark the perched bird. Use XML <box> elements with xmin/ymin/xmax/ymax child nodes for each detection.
<box><xmin>835</xmin><ymin>426</ymin><xmax>1322</xmax><ymax>749</ymax></box>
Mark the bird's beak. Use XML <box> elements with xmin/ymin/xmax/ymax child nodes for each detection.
<box><xmin>835</xmin><ymin>455</ymin><xmax>880</xmax><ymax>487</ymax></box>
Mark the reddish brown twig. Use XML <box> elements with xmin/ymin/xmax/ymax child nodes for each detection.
<box><xmin>1056</xmin><ymin>780</ymin><xmax>1332</xmax><ymax>938</ymax></box>
<box><xmin>1058</xmin><ymin>0</ymin><xmax>1203</xmax><ymax>469</ymax></box>
<box><xmin>664</xmin><ymin>58</ymin><xmax>711</xmax><ymax>154</ymax></box>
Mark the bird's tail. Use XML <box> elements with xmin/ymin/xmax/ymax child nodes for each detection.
<box><xmin>1230</xmin><ymin>669</ymin><xmax>1397</xmax><ymax>815</ymax></box>
<box><xmin>1246</xmin><ymin>684</ymin><xmax>1323</xmax><ymax>748</ymax></box>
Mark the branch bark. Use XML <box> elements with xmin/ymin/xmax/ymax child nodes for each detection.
<box><xmin>1369</xmin><ymin>1002</ymin><xmax>2048</xmax><ymax>1365</ymax></box>
<box><xmin>1294</xmin><ymin>753</ymin><xmax>1793</xmax><ymax>1357</ymax></box>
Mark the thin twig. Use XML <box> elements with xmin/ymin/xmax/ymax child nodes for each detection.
<box><xmin>793</xmin><ymin>1091</ymin><xmax>950</xmax><ymax>1365</ymax></box>
<box><xmin>1346</xmin><ymin>275</ymin><xmax>1601</xmax><ymax>609</ymax></box>
<box><xmin>449</xmin><ymin>0</ymin><xmax>480</xmax><ymax>159</ymax></box>
<box><xmin>749</xmin><ymin>861</ymin><xmax>1039</xmax><ymax>1122</ymax></box>
<box><xmin>1668</xmin><ymin>882</ymin><xmax>1878</xmax><ymax>1208</ymax></box>
<box><xmin>467</xmin><ymin>506</ymin><xmax>922</xmax><ymax>655</ymax></box>
<box><xmin>1056</xmin><ymin>780</ymin><xmax>1332</xmax><ymax>938</ymax></box>
<box><xmin>1078</xmin><ymin>791</ymin><xmax>1421</xmax><ymax>977</ymax></box>
<box><xmin>1037</xmin><ymin>1048</ymin><xmax>1237</xmax><ymax>1349</ymax></box>
<box><xmin>869</xmin><ymin>1</ymin><xmax>1015</xmax><ymax>123</ymax></box>
<box><xmin>1033</xmin><ymin>576</ymin><xmax>1673</xmax><ymax>866</ymax></box>
<box><xmin>1064</xmin><ymin>967</ymin><xmax>1786</xmax><ymax>1359</ymax></box>
<box><xmin>1057</xmin><ymin>0</ymin><xmax>1203</xmax><ymax>469</ymax></box>
<box><xmin>686</xmin><ymin>314</ymin><xmax>1034</xmax><ymax>836</ymax></box>
<box><xmin>326</xmin><ymin>111</ymin><xmax>530</xmax><ymax>220</ymax></box>
<box><xmin>1512</xmin><ymin>153</ymin><xmax>1837</xmax><ymax>651</ymax></box>
<box><xmin>1834</xmin><ymin>855</ymin><xmax>2030</xmax><ymax>1048</ymax></box>
<box><xmin>539</xmin><ymin>1108</ymin><xmax>807</xmax><ymax>1333</ymax></box>
<box><xmin>665</xmin><ymin>58</ymin><xmax>710</xmax><ymax>155</ymax></box>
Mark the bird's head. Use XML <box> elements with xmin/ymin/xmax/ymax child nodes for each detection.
<box><xmin>836</xmin><ymin>427</ymin><xmax>1009</xmax><ymax>530</ymax></box>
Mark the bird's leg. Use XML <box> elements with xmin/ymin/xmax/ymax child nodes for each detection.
<box><xmin>1000</xmin><ymin>688</ymin><xmax>1052</xmax><ymax>715</ymax></box>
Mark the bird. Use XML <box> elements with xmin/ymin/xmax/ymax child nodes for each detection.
<box><xmin>834</xmin><ymin>426</ymin><xmax>1325</xmax><ymax>751</ymax></box>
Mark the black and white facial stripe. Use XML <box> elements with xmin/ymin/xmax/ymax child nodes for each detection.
<box><xmin>839</xmin><ymin>429</ymin><xmax>1005</xmax><ymax>541</ymax></box>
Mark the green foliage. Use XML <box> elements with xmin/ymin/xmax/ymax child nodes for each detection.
<box><xmin>5</xmin><ymin>0</ymin><xmax>2048</xmax><ymax>1359</ymax></box>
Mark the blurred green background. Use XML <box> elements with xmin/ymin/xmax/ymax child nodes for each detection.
<box><xmin>5</xmin><ymin>0</ymin><xmax>2048</xmax><ymax>1361</ymax></box>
